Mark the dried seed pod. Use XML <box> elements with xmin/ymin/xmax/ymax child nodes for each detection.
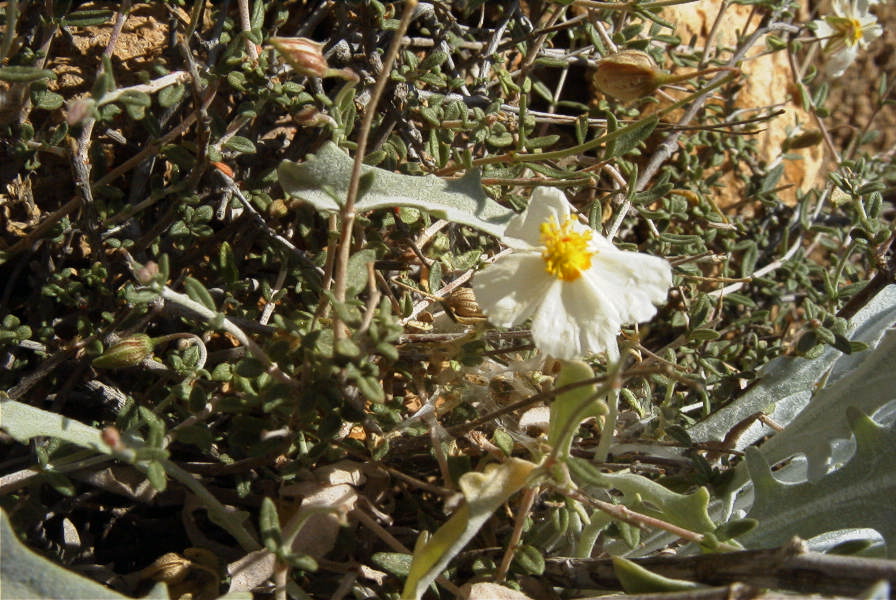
<box><xmin>592</xmin><ymin>50</ymin><xmax>663</xmax><ymax>102</ymax></box>
<box><xmin>445</xmin><ymin>287</ymin><xmax>486</xmax><ymax>320</ymax></box>
<box><xmin>593</xmin><ymin>50</ymin><xmax>739</xmax><ymax>102</ymax></box>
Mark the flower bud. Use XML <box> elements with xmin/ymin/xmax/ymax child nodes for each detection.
<box><xmin>592</xmin><ymin>50</ymin><xmax>663</xmax><ymax>102</ymax></box>
<box><xmin>269</xmin><ymin>37</ymin><xmax>330</xmax><ymax>78</ymax></box>
<box><xmin>92</xmin><ymin>334</ymin><xmax>154</xmax><ymax>369</ymax></box>
<box><xmin>134</xmin><ymin>261</ymin><xmax>160</xmax><ymax>285</ymax></box>
<box><xmin>594</xmin><ymin>50</ymin><xmax>739</xmax><ymax>102</ymax></box>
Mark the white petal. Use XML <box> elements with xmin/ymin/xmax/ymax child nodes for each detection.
<box><xmin>860</xmin><ymin>21</ymin><xmax>883</xmax><ymax>46</ymax></box>
<box><xmin>504</xmin><ymin>187</ymin><xmax>570</xmax><ymax>246</ymax></box>
<box><xmin>586</xmin><ymin>249</ymin><xmax>672</xmax><ymax>322</ymax></box>
<box><xmin>831</xmin><ymin>0</ymin><xmax>851</xmax><ymax>16</ymax></box>
<box><xmin>824</xmin><ymin>44</ymin><xmax>858</xmax><ymax>76</ymax></box>
<box><xmin>563</xmin><ymin>277</ymin><xmax>627</xmax><ymax>355</ymax></box>
<box><xmin>472</xmin><ymin>252</ymin><xmax>553</xmax><ymax>327</ymax></box>
<box><xmin>529</xmin><ymin>283</ymin><xmax>589</xmax><ymax>359</ymax></box>
<box><xmin>813</xmin><ymin>20</ymin><xmax>835</xmax><ymax>39</ymax></box>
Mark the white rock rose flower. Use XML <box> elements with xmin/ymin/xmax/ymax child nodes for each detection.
<box><xmin>472</xmin><ymin>187</ymin><xmax>672</xmax><ymax>361</ymax></box>
<box><xmin>813</xmin><ymin>0</ymin><xmax>882</xmax><ymax>77</ymax></box>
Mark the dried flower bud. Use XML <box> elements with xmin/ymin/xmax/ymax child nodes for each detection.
<box><xmin>101</xmin><ymin>426</ymin><xmax>122</xmax><ymax>450</ymax></box>
<box><xmin>269</xmin><ymin>37</ymin><xmax>330</xmax><ymax>78</ymax></box>
<box><xmin>592</xmin><ymin>50</ymin><xmax>663</xmax><ymax>102</ymax></box>
<box><xmin>65</xmin><ymin>97</ymin><xmax>95</xmax><ymax>126</ymax></box>
<box><xmin>92</xmin><ymin>334</ymin><xmax>154</xmax><ymax>369</ymax></box>
<box><xmin>134</xmin><ymin>260</ymin><xmax>160</xmax><ymax>285</ymax></box>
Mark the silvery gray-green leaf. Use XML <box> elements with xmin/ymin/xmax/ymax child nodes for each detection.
<box><xmin>278</xmin><ymin>142</ymin><xmax>514</xmax><ymax>237</ymax></box>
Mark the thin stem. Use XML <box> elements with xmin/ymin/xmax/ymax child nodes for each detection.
<box><xmin>161</xmin><ymin>459</ymin><xmax>261</xmax><ymax>552</ymax></box>
<box><xmin>331</xmin><ymin>0</ymin><xmax>418</xmax><ymax>339</ymax></box>
<box><xmin>495</xmin><ymin>485</ymin><xmax>539</xmax><ymax>581</ymax></box>
<box><xmin>156</xmin><ymin>285</ymin><xmax>300</xmax><ymax>389</ymax></box>
<box><xmin>237</xmin><ymin>0</ymin><xmax>259</xmax><ymax>60</ymax></box>
<box><xmin>593</xmin><ymin>385</ymin><xmax>619</xmax><ymax>463</ymax></box>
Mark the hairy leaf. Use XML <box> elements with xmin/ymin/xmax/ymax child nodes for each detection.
<box><xmin>278</xmin><ymin>142</ymin><xmax>514</xmax><ymax>237</ymax></box>
<box><xmin>1</xmin><ymin>509</ymin><xmax>167</xmax><ymax>599</ymax></box>
<box><xmin>569</xmin><ymin>458</ymin><xmax>716</xmax><ymax>534</ymax></box>
<box><xmin>741</xmin><ymin>408</ymin><xmax>896</xmax><ymax>556</ymax></box>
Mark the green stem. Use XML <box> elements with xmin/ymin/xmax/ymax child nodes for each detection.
<box><xmin>464</xmin><ymin>73</ymin><xmax>737</xmax><ymax>169</ymax></box>
<box><xmin>161</xmin><ymin>458</ymin><xmax>262</xmax><ymax>552</ymax></box>
<box><xmin>594</xmin><ymin>386</ymin><xmax>619</xmax><ymax>463</ymax></box>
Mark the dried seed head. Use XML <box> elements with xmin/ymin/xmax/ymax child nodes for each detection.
<box><xmin>592</xmin><ymin>50</ymin><xmax>663</xmax><ymax>102</ymax></box>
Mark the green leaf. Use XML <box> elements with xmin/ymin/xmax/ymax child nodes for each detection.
<box><xmin>278</xmin><ymin>142</ymin><xmax>514</xmax><ymax>237</ymax></box>
<box><xmin>568</xmin><ymin>458</ymin><xmax>715</xmax><ymax>534</ymax></box>
<box><xmin>1</xmin><ymin>397</ymin><xmax>114</xmax><ymax>456</ymax></box>
<box><xmin>260</xmin><ymin>497</ymin><xmax>283</xmax><ymax>552</ymax></box>
<box><xmin>372</xmin><ymin>552</ymin><xmax>413</xmax><ymax>577</ymax></box>
<box><xmin>183</xmin><ymin>276</ymin><xmax>216</xmax><ymax>311</ymax></box>
<box><xmin>401</xmin><ymin>458</ymin><xmax>537</xmax><ymax>600</ymax></box>
<box><xmin>62</xmin><ymin>8</ymin><xmax>114</xmax><ymax>27</ymax></box>
<box><xmin>0</xmin><ymin>66</ymin><xmax>56</xmax><ymax>83</ymax></box>
<box><xmin>606</xmin><ymin>115</ymin><xmax>658</xmax><ymax>159</ymax></box>
<box><xmin>1</xmin><ymin>508</ymin><xmax>168</xmax><ymax>599</ymax></box>
<box><xmin>612</xmin><ymin>556</ymin><xmax>703</xmax><ymax>593</ymax></box>
<box><xmin>548</xmin><ymin>361</ymin><xmax>607</xmax><ymax>462</ymax></box>
<box><xmin>224</xmin><ymin>135</ymin><xmax>257</xmax><ymax>154</ymax></box>
<box><xmin>32</xmin><ymin>89</ymin><xmax>64</xmax><ymax>110</ymax></box>
<box><xmin>513</xmin><ymin>544</ymin><xmax>545</xmax><ymax>575</ymax></box>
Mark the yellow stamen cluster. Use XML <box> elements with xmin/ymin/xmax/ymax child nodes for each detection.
<box><xmin>828</xmin><ymin>16</ymin><xmax>864</xmax><ymax>45</ymax></box>
<box><xmin>540</xmin><ymin>216</ymin><xmax>595</xmax><ymax>282</ymax></box>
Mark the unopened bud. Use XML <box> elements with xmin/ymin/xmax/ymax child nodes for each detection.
<box><xmin>65</xmin><ymin>97</ymin><xmax>95</xmax><ymax>126</ymax></box>
<box><xmin>270</xmin><ymin>37</ymin><xmax>330</xmax><ymax>78</ymax></box>
<box><xmin>782</xmin><ymin>129</ymin><xmax>824</xmax><ymax>151</ymax></box>
<box><xmin>134</xmin><ymin>261</ymin><xmax>160</xmax><ymax>285</ymax></box>
<box><xmin>92</xmin><ymin>334</ymin><xmax>154</xmax><ymax>369</ymax></box>
<box><xmin>593</xmin><ymin>50</ymin><xmax>738</xmax><ymax>102</ymax></box>
<box><xmin>101</xmin><ymin>426</ymin><xmax>122</xmax><ymax>450</ymax></box>
<box><xmin>293</xmin><ymin>106</ymin><xmax>339</xmax><ymax>128</ymax></box>
<box><xmin>592</xmin><ymin>50</ymin><xmax>663</xmax><ymax>102</ymax></box>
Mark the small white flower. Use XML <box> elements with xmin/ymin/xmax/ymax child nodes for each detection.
<box><xmin>813</xmin><ymin>0</ymin><xmax>882</xmax><ymax>77</ymax></box>
<box><xmin>472</xmin><ymin>187</ymin><xmax>672</xmax><ymax>361</ymax></box>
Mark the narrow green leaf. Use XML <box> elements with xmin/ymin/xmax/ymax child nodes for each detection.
<box><xmin>183</xmin><ymin>276</ymin><xmax>216</xmax><ymax>311</ymax></box>
<box><xmin>0</xmin><ymin>66</ymin><xmax>56</xmax><ymax>83</ymax></box>
<box><xmin>62</xmin><ymin>8</ymin><xmax>114</xmax><ymax>27</ymax></box>
<box><xmin>260</xmin><ymin>497</ymin><xmax>283</xmax><ymax>552</ymax></box>
<box><xmin>613</xmin><ymin>557</ymin><xmax>703</xmax><ymax>593</ymax></box>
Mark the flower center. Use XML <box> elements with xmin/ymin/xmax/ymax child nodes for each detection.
<box><xmin>828</xmin><ymin>16</ymin><xmax>864</xmax><ymax>45</ymax></box>
<box><xmin>540</xmin><ymin>216</ymin><xmax>595</xmax><ymax>282</ymax></box>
